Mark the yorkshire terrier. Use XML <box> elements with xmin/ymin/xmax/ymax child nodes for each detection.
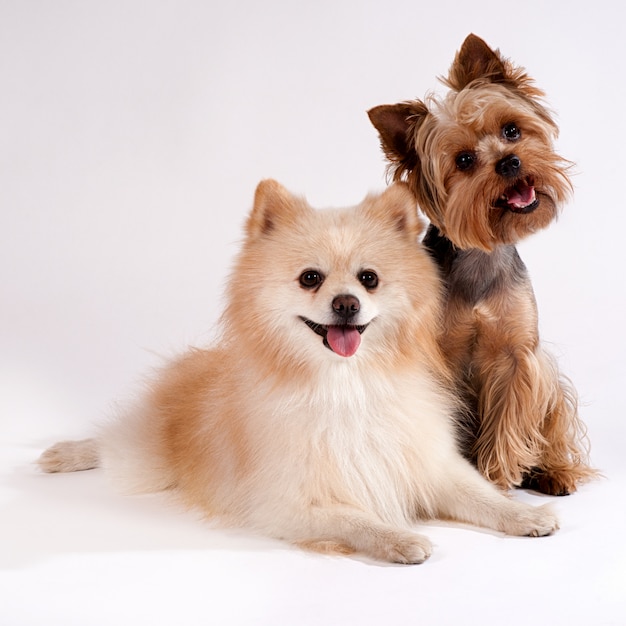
<box><xmin>368</xmin><ymin>34</ymin><xmax>596</xmax><ymax>495</ymax></box>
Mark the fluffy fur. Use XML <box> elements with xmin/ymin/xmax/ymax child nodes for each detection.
<box><xmin>39</xmin><ymin>180</ymin><xmax>558</xmax><ymax>563</ymax></box>
<box><xmin>368</xmin><ymin>34</ymin><xmax>596</xmax><ymax>494</ymax></box>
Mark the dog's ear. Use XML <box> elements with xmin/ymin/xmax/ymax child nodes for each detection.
<box><xmin>366</xmin><ymin>182</ymin><xmax>425</xmax><ymax>240</ymax></box>
<box><xmin>446</xmin><ymin>33</ymin><xmax>507</xmax><ymax>90</ymax></box>
<box><xmin>247</xmin><ymin>179</ymin><xmax>304</xmax><ymax>238</ymax></box>
<box><xmin>368</xmin><ymin>101</ymin><xmax>428</xmax><ymax>181</ymax></box>
<box><xmin>445</xmin><ymin>34</ymin><xmax>544</xmax><ymax>100</ymax></box>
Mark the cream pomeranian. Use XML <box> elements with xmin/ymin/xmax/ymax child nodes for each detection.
<box><xmin>38</xmin><ymin>180</ymin><xmax>558</xmax><ymax>563</ymax></box>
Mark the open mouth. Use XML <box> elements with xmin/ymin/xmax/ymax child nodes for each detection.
<box><xmin>495</xmin><ymin>176</ymin><xmax>539</xmax><ymax>214</ymax></box>
<box><xmin>300</xmin><ymin>317</ymin><xmax>369</xmax><ymax>358</ymax></box>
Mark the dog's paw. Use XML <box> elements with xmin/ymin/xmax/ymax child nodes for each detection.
<box><xmin>373</xmin><ymin>530</ymin><xmax>433</xmax><ymax>564</ymax></box>
<box><xmin>524</xmin><ymin>505</ymin><xmax>560</xmax><ymax>537</ymax></box>
<box><xmin>521</xmin><ymin>468</ymin><xmax>575</xmax><ymax>496</ymax></box>
<box><xmin>37</xmin><ymin>439</ymin><xmax>99</xmax><ymax>473</ymax></box>
<box><xmin>506</xmin><ymin>503</ymin><xmax>560</xmax><ymax>537</ymax></box>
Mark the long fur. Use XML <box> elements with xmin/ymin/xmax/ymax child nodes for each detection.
<box><xmin>39</xmin><ymin>180</ymin><xmax>559</xmax><ymax>563</ymax></box>
<box><xmin>368</xmin><ymin>34</ymin><xmax>596</xmax><ymax>494</ymax></box>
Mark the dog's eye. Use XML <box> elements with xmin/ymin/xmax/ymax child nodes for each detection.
<box><xmin>359</xmin><ymin>270</ymin><xmax>379</xmax><ymax>290</ymax></box>
<box><xmin>455</xmin><ymin>151</ymin><xmax>476</xmax><ymax>171</ymax></box>
<box><xmin>502</xmin><ymin>123</ymin><xmax>521</xmax><ymax>141</ymax></box>
<box><xmin>299</xmin><ymin>270</ymin><xmax>324</xmax><ymax>289</ymax></box>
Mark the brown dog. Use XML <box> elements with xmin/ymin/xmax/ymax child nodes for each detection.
<box><xmin>368</xmin><ymin>34</ymin><xmax>596</xmax><ymax>494</ymax></box>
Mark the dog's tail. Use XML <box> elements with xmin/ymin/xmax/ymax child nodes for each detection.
<box><xmin>38</xmin><ymin>438</ymin><xmax>100</xmax><ymax>473</ymax></box>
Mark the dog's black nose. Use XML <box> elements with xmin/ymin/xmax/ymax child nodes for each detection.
<box><xmin>496</xmin><ymin>154</ymin><xmax>521</xmax><ymax>178</ymax></box>
<box><xmin>332</xmin><ymin>294</ymin><xmax>360</xmax><ymax>321</ymax></box>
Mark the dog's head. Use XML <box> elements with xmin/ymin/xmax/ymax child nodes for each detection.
<box><xmin>225</xmin><ymin>179</ymin><xmax>442</xmax><ymax>374</ymax></box>
<box><xmin>368</xmin><ymin>34</ymin><xmax>572</xmax><ymax>251</ymax></box>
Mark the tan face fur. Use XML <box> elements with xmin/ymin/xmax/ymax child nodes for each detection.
<box><xmin>368</xmin><ymin>34</ymin><xmax>573</xmax><ymax>251</ymax></box>
<box><xmin>223</xmin><ymin>179</ymin><xmax>444</xmax><ymax>378</ymax></box>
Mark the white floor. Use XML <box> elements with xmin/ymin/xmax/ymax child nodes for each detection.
<box><xmin>1</xmin><ymin>435</ymin><xmax>624</xmax><ymax>625</ymax></box>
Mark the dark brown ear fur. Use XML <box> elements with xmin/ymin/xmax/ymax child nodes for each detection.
<box><xmin>445</xmin><ymin>33</ymin><xmax>508</xmax><ymax>90</ymax></box>
<box><xmin>444</xmin><ymin>33</ymin><xmax>545</xmax><ymax>101</ymax></box>
<box><xmin>367</xmin><ymin>101</ymin><xmax>429</xmax><ymax>182</ymax></box>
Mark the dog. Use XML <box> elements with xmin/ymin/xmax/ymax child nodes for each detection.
<box><xmin>368</xmin><ymin>34</ymin><xmax>596</xmax><ymax>495</ymax></box>
<box><xmin>38</xmin><ymin>179</ymin><xmax>559</xmax><ymax>564</ymax></box>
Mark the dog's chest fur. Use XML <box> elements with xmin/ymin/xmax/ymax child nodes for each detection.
<box><xmin>422</xmin><ymin>224</ymin><xmax>540</xmax><ymax>442</ymax></box>
<box><xmin>241</xmin><ymin>363</ymin><xmax>453</xmax><ymax>526</ymax></box>
<box><xmin>423</xmin><ymin>225</ymin><xmax>528</xmax><ymax>305</ymax></box>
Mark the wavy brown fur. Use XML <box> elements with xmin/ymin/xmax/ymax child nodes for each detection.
<box><xmin>369</xmin><ymin>34</ymin><xmax>597</xmax><ymax>494</ymax></box>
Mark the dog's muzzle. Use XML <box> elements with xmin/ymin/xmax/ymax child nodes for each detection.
<box><xmin>495</xmin><ymin>176</ymin><xmax>539</xmax><ymax>214</ymax></box>
<box><xmin>300</xmin><ymin>317</ymin><xmax>369</xmax><ymax>357</ymax></box>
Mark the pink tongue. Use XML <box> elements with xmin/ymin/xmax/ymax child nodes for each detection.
<box><xmin>507</xmin><ymin>184</ymin><xmax>535</xmax><ymax>207</ymax></box>
<box><xmin>326</xmin><ymin>326</ymin><xmax>361</xmax><ymax>357</ymax></box>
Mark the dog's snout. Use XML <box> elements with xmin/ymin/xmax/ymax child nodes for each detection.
<box><xmin>496</xmin><ymin>154</ymin><xmax>521</xmax><ymax>178</ymax></box>
<box><xmin>332</xmin><ymin>294</ymin><xmax>360</xmax><ymax>320</ymax></box>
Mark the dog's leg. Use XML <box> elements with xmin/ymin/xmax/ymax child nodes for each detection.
<box><xmin>474</xmin><ymin>338</ymin><xmax>595</xmax><ymax>494</ymax></box>
<box><xmin>38</xmin><ymin>438</ymin><xmax>100</xmax><ymax>473</ymax></box>
<box><xmin>469</xmin><ymin>286</ymin><xmax>566</xmax><ymax>489</ymax></box>
<box><xmin>434</xmin><ymin>457</ymin><xmax>559</xmax><ymax>537</ymax></box>
<box><xmin>472</xmin><ymin>342</ymin><xmax>546</xmax><ymax>490</ymax></box>
<box><xmin>462</xmin><ymin>266</ymin><xmax>596</xmax><ymax>494</ymax></box>
<box><xmin>295</xmin><ymin>506</ymin><xmax>432</xmax><ymax>564</ymax></box>
<box><xmin>519</xmin><ymin>350</ymin><xmax>597</xmax><ymax>495</ymax></box>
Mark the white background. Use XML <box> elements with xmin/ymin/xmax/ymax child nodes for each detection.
<box><xmin>1</xmin><ymin>1</ymin><xmax>625</xmax><ymax>624</ymax></box>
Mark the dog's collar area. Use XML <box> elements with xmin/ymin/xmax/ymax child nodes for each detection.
<box><xmin>299</xmin><ymin>317</ymin><xmax>369</xmax><ymax>357</ymax></box>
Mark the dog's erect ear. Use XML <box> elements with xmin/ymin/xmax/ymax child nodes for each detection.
<box><xmin>247</xmin><ymin>179</ymin><xmax>304</xmax><ymax>238</ymax></box>
<box><xmin>366</xmin><ymin>182</ymin><xmax>424</xmax><ymax>240</ymax></box>
<box><xmin>368</xmin><ymin>101</ymin><xmax>428</xmax><ymax>180</ymax></box>
<box><xmin>446</xmin><ymin>33</ymin><xmax>549</xmax><ymax>112</ymax></box>
<box><xmin>445</xmin><ymin>33</ymin><xmax>508</xmax><ymax>90</ymax></box>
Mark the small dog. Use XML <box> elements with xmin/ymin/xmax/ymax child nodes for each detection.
<box><xmin>38</xmin><ymin>180</ymin><xmax>558</xmax><ymax>564</ymax></box>
<box><xmin>368</xmin><ymin>34</ymin><xmax>596</xmax><ymax>495</ymax></box>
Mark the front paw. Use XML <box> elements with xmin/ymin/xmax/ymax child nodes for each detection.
<box><xmin>374</xmin><ymin>530</ymin><xmax>433</xmax><ymax>564</ymax></box>
<box><xmin>521</xmin><ymin>468</ymin><xmax>574</xmax><ymax>496</ymax></box>
<box><xmin>507</xmin><ymin>504</ymin><xmax>560</xmax><ymax>537</ymax></box>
